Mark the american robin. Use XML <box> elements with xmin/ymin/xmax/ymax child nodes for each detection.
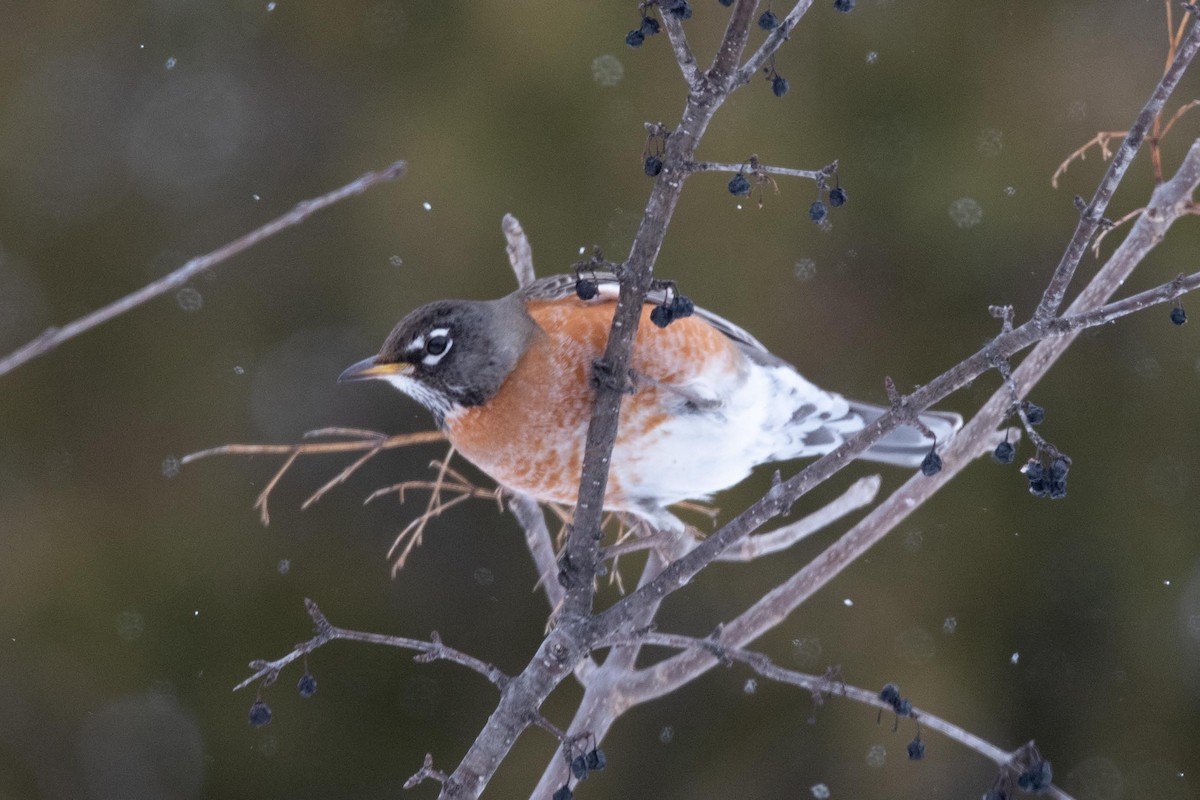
<box><xmin>339</xmin><ymin>273</ymin><xmax>960</xmax><ymax>532</ymax></box>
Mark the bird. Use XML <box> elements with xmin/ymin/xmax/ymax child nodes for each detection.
<box><xmin>339</xmin><ymin>273</ymin><xmax>961</xmax><ymax>533</ymax></box>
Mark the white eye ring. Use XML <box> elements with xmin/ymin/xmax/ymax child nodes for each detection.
<box><xmin>421</xmin><ymin>327</ymin><xmax>452</xmax><ymax>366</ymax></box>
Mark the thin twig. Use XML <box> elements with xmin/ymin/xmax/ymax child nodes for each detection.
<box><xmin>181</xmin><ymin>429</ymin><xmax>444</xmax><ymax>464</ymax></box>
<box><xmin>1051</xmin><ymin>131</ymin><xmax>1127</xmax><ymax>189</ymax></box>
<box><xmin>684</xmin><ymin>159</ymin><xmax>834</xmax><ymax>181</ymax></box>
<box><xmin>1034</xmin><ymin>21</ymin><xmax>1200</xmax><ymax>322</ymax></box>
<box><xmin>0</xmin><ymin>161</ymin><xmax>407</xmax><ymax>379</ymax></box>
<box><xmin>233</xmin><ymin>598</ymin><xmax>508</xmax><ymax>692</ymax></box>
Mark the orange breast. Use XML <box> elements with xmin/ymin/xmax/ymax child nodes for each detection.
<box><xmin>443</xmin><ymin>296</ymin><xmax>740</xmax><ymax>509</ymax></box>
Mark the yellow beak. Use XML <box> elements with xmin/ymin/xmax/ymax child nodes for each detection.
<box><xmin>337</xmin><ymin>357</ymin><xmax>413</xmax><ymax>383</ymax></box>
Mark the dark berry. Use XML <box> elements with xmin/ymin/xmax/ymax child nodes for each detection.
<box><xmin>879</xmin><ymin>683</ymin><xmax>901</xmax><ymax>705</ymax></box>
<box><xmin>1017</xmin><ymin>760</ymin><xmax>1053</xmax><ymax>792</ymax></box>
<box><xmin>665</xmin><ymin>0</ymin><xmax>692</xmax><ymax>19</ymax></box>
<box><xmin>1049</xmin><ymin>479</ymin><xmax>1067</xmax><ymax>499</ymax></box>
<box><xmin>297</xmin><ymin>672</ymin><xmax>317</xmax><ymax>698</ymax></box>
<box><xmin>1023</xmin><ymin>402</ymin><xmax>1045</xmax><ymax>425</ymax></box>
<box><xmin>575</xmin><ymin>278</ymin><xmax>598</xmax><ymax>301</ymax></box>
<box><xmin>644</xmin><ymin>155</ymin><xmax>663</xmax><ymax>177</ymax></box>
<box><xmin>1028</xmin><ymin>478</ymin><xmax>1049</xmax><ymax>497</ymax></box>
<box><xmin>895</xmin><ymin>697</ymin><xmax>913</xmax><ymax>716</ymax></box>
<box><xmin>828</xmin><ymin>186</ymin><xmax>848</xmax><ymax>207</ymax></box>
<box><xmin>248</xmin><ymin>699</ymin><xmax>272</xmax><ymax>727</ymax></box>
<box><xmin>758</xmin><ymin>10</ymin><xmax>780</xmax><ymax>30</ymax></box>
<box><xmin>650</xmin><ymin>304</ymin><xmax>674</xmax><ymax>328</ymax></box>
<box><xmin>728</xmin><ymin>173</ymin><xmax>751</xmax><ymax>196</ymax></box>
<box><xmin>920</xmin><ymin>449</ymin><xmax>942</xmax><ymax>476</ymax></box>
<box><xmin>834</xmin><ymin>0</ymin><xmax>856</xmax><ymax>11</ymax></box>
<box><xmin>907</xmin><ymin>736</ymin><xmax>925</xmax><ymax>761</ymax></box>
<box><xmin>1048</xmin><ymin>456</ymin><xmax>1069</xmax><ymax>481</ymax></box>
<box><xmin>771</xmin><ymin>75</ymin><xmax>789</xmax><ymax>97</ymax></box>
<box><xmin>1171</xmin><ymin>306</ymin><xmax>1187</xmax><ymax>325</ymax></box>
<box><xmin>585</xmin><ymin>748</ymin><xmax>606</xmax><ymax>771</ymax></box>
<box><xmin>570</xmin><ymin>754</ymin><xmax>588</xmax><ymax>781</ymax></box>
<box><xmin>669</xmin><ymin>294</ymin><xmax>695</xmax><ymax>318</ymax></box>
<box><xmin>639</xmin><ymin>15</ymin><xmax>661</xmax><ymax>36</ymax></box>
<box><xmin>553</xmin><ymin>786</ymin><xmax>573</xmax><ymax>800</ymax></box>
<box><xmin>625</xmin><ymin>29</ymin><xmax>645</xmax><ymax>48</ymax></box>
<box><xmin>983</xmin><ymin>791</ymin><xmax>1008</xmax><ymax>800</ymax></box>
<box><xmin>809</xmin><ymin>200</ymin><xmax>828</xmax><ymax>223</ymax></box>
<box><xmin>719</xmin><ymin>0</ymin><xmax>734</xmax><ymax>5</ymax></box>
<box><xmin>993</xmin><ymin>440</ymin><xmax>1015</xmax><ymax>464</ymax></box>
<box><xmin>1024</xmin><ymin>461</ymin><xmax>1044</xmax><ymax>482</ymax></box>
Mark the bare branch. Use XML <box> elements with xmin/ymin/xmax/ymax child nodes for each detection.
<box><xmin>233</xmin><ymin>599</ymin><xmax>508</xmax><ymax>693</ymax></box>
<box><xmin>0</xmin><ymin>160</ymin><xmax>407</xmax><ymax>380</ymax></box>
<box><xmin>1034</xmin><ymin>21</ymin><xmax>1200</xmax><ymax>323</ymax></box>
<box><xmin>660</xmin><ymin>10</ymin><xmax>699</xmax><ymax>87</ymax></box>
<box><xmin>736</xmin><ymin>1</ymin><xmax>816</xmax><ymax>87</ymax></box>
<box><xmin>405</xmin><ymin>754</ymin><xmax>449</xmax><ymax>790</ymax></box>
<box><xmin>685</xmin><ymin>158</ymin><xmax>834</xmax><ymax>182</ymax></box>
<box><xmin>612</xmin><ymin>631</ymin><xmax>1031</xmax><ymax>774</ymax></box>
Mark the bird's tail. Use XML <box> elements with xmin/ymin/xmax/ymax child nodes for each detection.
<box><xmin>849</xmin><ymin>401</ymin><xmax>963</xmax><ymax>468</ymax></box>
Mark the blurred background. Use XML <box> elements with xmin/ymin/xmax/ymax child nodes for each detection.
<box><xmin>1</xmin><ymin>1</ymin><xmax>1198</xmax><ymax>798</ymax></box>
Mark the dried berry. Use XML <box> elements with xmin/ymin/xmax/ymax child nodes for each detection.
<box><xmin>585</xmin><ymin>748</ymin><xmax>607</xmax><ymax>771</ymax></box>
<box><xmin>771</xmin><ymin>75</ymin><xmax>789</xmax><ymax>97</ymax></box>
<box><xmin>248</xmin><ymin>699</ymin><xmax>272</xmax><ymax>728</ymax></box>
<box><xmin>828</xmin><ymin>186</ymin><xmax>848</xmax><ymax>207</ymax></box>
<box><xmin>728</xmin><ymin>173</ymin><xmax>751</xmax><ymax>196</ymax></box>
<box><xmin>625</xmin><ymin>29</ymin><xmax>645</xmax><ymax>48</ymax></box>
<box><xmin>575</xmin><ymin>278</ymin><xmax>599</xmax><ymax>301</ymax></box>
<box><xmin>809</xmin><ymin>200</ymin><xmax>828</xmax><ymax>223</ymax></box>
<box><xmin>993</xmin><ymin>441</ymin><xmax>1015</xmax><ymax>464</ymax></box>
<box><xmin>907</xmin><ymin>736</ymin><xmax>925</xmax><ymax>761</ymax></box>
<box><xmin>650</xmin><ymin>304</ymin><xmax>674</xmax><ymax>328</ymax></box>
<box><xmin>1017</xmin><ymin>760</ymin><xmax>1053</xmax><ymax>792</ymax></box>
<box><xmin>644</xmin><ymin>155</ymin><xmax>663</xmax><ymax>176</ymax></box>
<box><xmin>665</xmin><ymin>0</ymin><xmax>692</xmax><ymax>19</ymax></box>
<box><xmin>920</xmin><ymin>449</ymin><xmax>942</xmax><ymax>476</ymax></box>
<box><xmin>1171</xmin><ymin>306</ymin><xmax>1187</xmax><ymax>325</ymax></box>
<box><xmin>758</xmin><ymin>10</ymin><xmax>780</xmax><ymax>30</ymax></box>
<box><xmin>669</xmin><ymin>294</ymin><xmax>695</xmax><ymax>319</ymax></box>
<box><xmin>834</xmin><ymin>0</ymin><xmax>856</xmax><ymax>11</ymax></box>
<box><xmin>297</xmin><ymin>672</ymin><xmax>317</xmax><ymax>698</ymax></box>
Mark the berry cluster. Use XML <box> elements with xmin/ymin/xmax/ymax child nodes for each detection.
<box><xmin>554</xmin><ymin>744</ymin><xmax>607</xmax><ymax>800</ymax></box>
<box><xmin>992</xmin><ymin>399</ymin><xmax>1071</xmax><ymax>499</ymax></box>
<box><xmin>651</xmin><ymin>290</ymin><xmax>695</xmax><ymax>327</ymax></box>
<box><xmin>625</xmin><ymin>12</ymin><xmax>661</xmax><ymax>48</ymax></box>
<box><xmin>246</xmin><ymin>669</ymin><xmax>318</xmax><ymax>728</ymax></box>
<box><xmin>809</xmin><ymin>180</ymin><xmax>848</xmax><ymax>225</ymax></box>
<box><xmin>1024</xmin><ymin>455</ymin><xmax>1070</xmax><ymax>499</ymax></box>
<box><xmin>879</xmin><ymin>683</ymin><xmax>925</xmax><ymax>760</ymax></box>
<box><xmin>879</xmin><ymin>682</ymin><xmax>914</xmax><ymax>718</ymax></box>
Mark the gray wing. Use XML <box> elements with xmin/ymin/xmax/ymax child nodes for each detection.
<box><xmin>520</xmin><ymin>272</ymin><xmax>773</xmax><ymax>355</ymax></box>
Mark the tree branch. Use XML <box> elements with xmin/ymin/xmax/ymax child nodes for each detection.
<box><xmin>1033</xmin><ymin>21</ymin><xmax>1200</xmax><ymax>323</ymax></box>
<box><xmin>0</xmin><ymin>160</ymin><xmax>407</xmax><ymax>379</ymax></box>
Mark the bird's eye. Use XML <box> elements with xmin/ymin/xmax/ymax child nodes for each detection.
<box><xmin>425</xmin><ymin>335</ymin><xmax>449</xmax><ymax>356</ymax></box>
